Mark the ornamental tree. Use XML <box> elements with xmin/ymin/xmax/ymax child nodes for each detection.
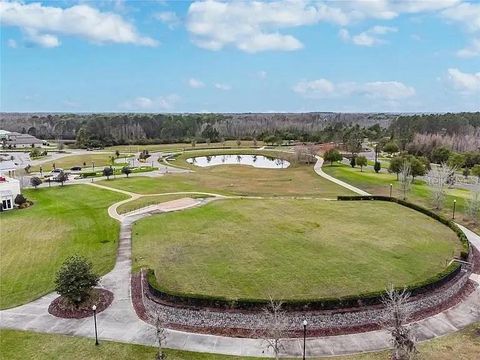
<box><xmin>54</xmin><ymin>255</ymin><xmax>99</xmax><ymax>305</ymax></box>
<box><xmin>356</xmin><ymin>156</ymin><xmax>368</xmax><ymax>172</ymax></box>
<box><xmin>324</xmin><ymin>149</ymin><xmax>342</xmax><ymax>165</ymax></box>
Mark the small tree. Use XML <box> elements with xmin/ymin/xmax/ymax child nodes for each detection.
<box><xmin>260</xmin><ymin>298</ymin><xmax>289</xmax><ymax>359</ymax></box>
<box><xmin>30</xmin><ymin>176</ymin><xmax>42</xmax><ymax>189</ymax></box>
<box><xmin>121</xmin><ymin>166</ymin><xmax>132</xmax><ymax>178</ymax></box>
<box><xmin>383</xmin><ymin>142</ymin><xmax>399</xmax><ymax>155</ymax></box>
<box><xmin>236</xmin><ymin>138</ymin><xmax>241</xmax><ymax>147</ymax></box>
<box><xmin>115</xmin><ymin>150</ymin><xmax>120</xmax><ymax>158</ymax></box>
<box><xmin>350</xmin><ymin>156</ymin><xmax>356</xmax><ymax>168</ymax></box>
<box><xmin>398</xmin><ymin>161</ymin><xmax>412</xmax><ymax>200</ymax></box>
<box><xmin>356</xmin><ymin>156</ymin><xmax>368</xmax><ymax>172</ymax></box>
<box><xmin>472</xmin><ymin>164</ymin><xmax>480</xmax><ymax>181</ymax></box>
<box><xmin>54</xmin><ymin>255</ymin><xmax>99</xmax><ymax>305</ymax></box>
<box><xmin>57</xmin><ymin>171</ymin><xmax>68</xmax><ymax>186</ymax></box>
<box><xmin>323</xmin><ymin>149</ymin><xmax>342</xmax><ymax>165</ymax></box>
<box><xmin>381</xmin><ymin>285</ymin><xmax>417</xmax><ymax>360</ymax></box>
<box><xmin>103</xmin><ymin>167</ymin><xmax>113</xmax><ymax>180</ymax></box>
<box><xmin>389</xmin><ymin>156</ymin><xmax>403</xmax><ymax>180</ymax></box>
<box><xmin>253</xmin><ymin>138</ymin><xmax>258</xmax><ymax>147</ymax></box>
<box><xmin>14</xmin><ymin>194</ymin><xmax>27</xmax><ymax>206</ymax></box>
<box><xmin>426</xmin><ymin>163</ymin><xmax>456</xmax><ymax>210</ymax></box>
<box><xmin>374</xmin><ymin>161</ymin><xmax>381</xmax><ymax>173</ymax></box>
<box><xmin>155</xmin><ymin>312</ymin><xmax>168</xmax><ymax>360</ymax></box>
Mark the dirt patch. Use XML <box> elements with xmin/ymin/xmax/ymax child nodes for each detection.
<box><xmin>48</xmin><ymin>288</ymin><xmax>113</xmax><ymax>319</ymax></box>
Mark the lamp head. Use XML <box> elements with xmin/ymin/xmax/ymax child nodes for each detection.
<box><xmin>303</xmin><ymin>319</ymin><xmax>308</xmax><ymax>326</ymax></box>
<box><xmin>92</xmin><ymin>305</ymin><xmax>97</xmax><ymax>311</ymax></box>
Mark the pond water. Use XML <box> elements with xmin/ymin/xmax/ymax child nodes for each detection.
<box><xmin>186</xmin><ymin>154</ymin><xmax>290</xmax><ymax>169</ymax></box>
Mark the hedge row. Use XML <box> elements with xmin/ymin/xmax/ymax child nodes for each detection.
<box><xmin>146</xmin><ymin>261</ymin><xmax>462</xmax><ymax>311</ymax></box>
<box><xmin>337</xmin><ymin>195</ymin><xmax>470</xmax><ymax>259</ymax></box>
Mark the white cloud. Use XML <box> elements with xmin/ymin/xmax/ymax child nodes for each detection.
<box><xmin>293</xmin><ymin>78</ymin><xmax>415</xmax><ymax>100</ymax></box>
<box><xmin>188</xmin><ymin>78</ymin><xmax>205</xmax><ymax>88</ymax></box>
<box><xmin>214</xmin><ymin>83</ymin><xmax>231</xmax><ymax>90</ymax></box>
<box><xmin>292</xmin><ymin>79</ymin><xmax>335</xmax><ymax>97</ymax></box>
<box><xmin>121</xmin><ymin>95</ymin><xmax>180</xmax><ymax>111</ymax></box>
<box><xmin>339</xmin><ymin>25</ymin><xmax>397</xmax><ymax>46</ymax></box>
<box><xmin>154</xmin><ymin>11</ymin><xmax>181</xmax><ymax>29</ymax></box>
<box><xmin>0</xmin><ymin>1</ymin><xmax>157</xmax><ymax>47</ymax></box>
<box><xmin>447</xmin><ymin>68</ymin><xmax>480</xmax><ymax>93</ymax></box>
<box><xmin>7</xmin><ymin>39</ymin><xmax>17</xmax><ymax>48</ymax></box>
<box><xmin>25</xmin><ymin>29</ymin><xmax>60</xmax><ymax>48</ymax></box>
<box><xmin>457</xmin><ymin>37</ymin><xmax>480</xmax><ymax>58</ymax></box>
<box><xmin>186</xmin><ymin>0</ymin><xmax>458</xmax><ymax>53</ymax></box>
<box><xmin>441</xmin><ymin>2</ymin><xmax>480</xmax><ymax>33</ymax></box>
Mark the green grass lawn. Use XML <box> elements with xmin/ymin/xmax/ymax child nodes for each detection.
<box><xmin>323</xmin><ymin>164</ymin><xmax>478</xmax><ymax>232</ymax></box>
<box><xmin>98</xmin><ymin>150</ymin><xmax>349</xmax><ymax>197</ymax></box>
<box><xmin>0</xmin><ymin>185</ymin><xmax>127</xmax><ymax>309</ymax></box>
<box><xmin>2</xmin><ymin>324</ymin><xmax>478</xmax><ymax>360</ymax></box>
<box><xmin>31</xmin><ymin>153</ymin><xmax>132</xmax><ymax>172</ymax></box>
<box><xmin>116</xmin><ymin>194</ymin><xmax>210</xmax><ymax>214</ymax></box>
<box><xmin>133</xmin><ymin>198</ymin><xmax>461</xmax><ymax>301</ymax></box>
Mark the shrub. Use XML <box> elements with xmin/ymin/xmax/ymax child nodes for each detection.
<box><xmin>103</xmin><ymin>167</ymin><xmax>113</xmax><ymax>180</ymax></box>
<box><xmin>14</xmin><ymin>194</ymin><xmax>27</xmax><ymax>206</ymax></box>
<box><xmin>30</xmin><ymin>176</ymin><xmax>42</xmax><ymax>189</ymax></box>
<box><xmin>54</xmin><ymin>256</ymin><xmax>99</xmax><ymax>305</ymax></box>
<box><xmin>350</xmin><ymin>156</ymin><xmax>356</xmax><ymax>168</ymax></box>
<box><xmin>374</xmin><ymin>161</ymin><xmax>381</xmax><ymax>173</ymax></box>
<box><xmin>324</xmin><ymin>149</ymin><xmax>342</xmax><ymax>165</ymax></box>
<box><xmin>121</xmin><ymin>166</ymin><xmax>132</xmax><ymax>178</ymax></box>
<box><xmin>383</xmin><ymin>142</ymin><xmax>399</xmax><ymax>155</ymax></box>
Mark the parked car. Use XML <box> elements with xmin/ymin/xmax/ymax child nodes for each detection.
<box><xmin>70</xmin><ymin>166</ymin><xmax>82</xmax><ymax>171</ymax></box>
<box><xmin>49</xmin><ymin>168</ymin><xmax>65</xmax><ymax>181</ymax></box>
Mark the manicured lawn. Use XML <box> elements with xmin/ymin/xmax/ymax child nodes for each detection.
<box><xmin>106</xmin><ymin>140</ymin><xmax>264</xmax><ymax>153</ymax></box>
<box><xmin>2</xmin><ymin>324</ymin><xmax>478</xmax><ymax>359</ymax></box>
<box><xmin>99</xmin><ymin>150</ymin><xmax>349</xmax><ymax>197</ymax></box>
<box><xmin>133</xmin><ymin>198</ymin><xmax>461</xmax><ymax>300</ymax></box>
<box><xmin>117</xmin><ymin>193</ymin><xmax>211</xmax><ymax>214</ymax></box>
<box><xmin>323</xmin><ymin>164</ymin><xmax>478</xmax><ymax>232</ymax></box>
<box><xmin>0</xmin><ymin>185</ymin><xmax>127</xmax><ymax>309</ymax></box>
<box><xmin>31</xmin><ymin>153</ymin><xmax>132</xmax><ymax>172</ymax></box>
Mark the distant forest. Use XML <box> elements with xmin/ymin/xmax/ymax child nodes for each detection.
<box><xmin>0</xmin><ymin>112</ymin><xmax>479</xmax><ymax>152</ymax></box>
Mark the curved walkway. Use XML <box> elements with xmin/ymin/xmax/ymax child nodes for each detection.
<box><xmin>1</xmin><ymin>156</ymin><xmax>479</xmax><ymax>358</ymax></box>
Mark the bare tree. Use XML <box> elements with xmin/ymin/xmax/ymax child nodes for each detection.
<box><xmin>426</xmin><ymin>163</ymin><xmax>457</xmax><ymax>210</ymax></box>
<box><xmin>466</xmin><ymin>185</ymin><xmax>480</xmax><ymax>224</ymax></box>
<box><xmin>381</xmin><ymin>285</ymin><xmax>417</xmax><ymax>360</ymax></box>
<box><xmin>398</xmin><ymin>160</ymin><xmax>412</xmax><ymax>200</ymax></box>
<box><xmin>259</xmin><ymin>298</ymin><xmax>290</xmax><ymax>359</ymax></box>
<box><xmin>155</xmin><ymin>312</ymin><xmax>168</xmax><ymax>360</ymax></box>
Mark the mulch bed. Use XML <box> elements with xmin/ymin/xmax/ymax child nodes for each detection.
<box><xmin>472</xmin><ymin>247</ymin><xmax>480</xmax><ymax>275</ymax></box>
<box><xmin>48</xmin><ymin>288</ymin><xmax>114</xmax><ymax>319</ymax></box>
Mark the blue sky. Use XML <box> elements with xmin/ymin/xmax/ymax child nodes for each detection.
<box><xmin>1</xmin><ymin>0</ymin><xmax>479</xmax><ymax>113</ymax></box>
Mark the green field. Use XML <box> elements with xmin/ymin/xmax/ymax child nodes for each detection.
<box><xmin>116</xmin><ymin>194</ymin><xmax>210</xmax><ymax>214</ymax></box>
<box><xmin>322</xmin><ymin>164</ymin><xmax>477</xmax><ymax>232</ymax></box>
<box><xmin>31</xmin><ymin>153</ymin><xmax>132</xmax><ymax>172</ymax></box>
<box><xmin>99</xmin><ymin>150</ymin><xmax>349</xmax><ymax>197</ymax></box>
<box><xmin>2</xmin><ymin>324</ymin><xmax>479</xmax><ymax>360</ymax></box>
<box><xmin>133</xmin><ymin>198</ymin><xmax>461</xmax><ymax>300</ymax></box>
<box><xmin>0</xmin><ymin>185</ymin><xmax>127</xmax><ymax>309</ymax></box>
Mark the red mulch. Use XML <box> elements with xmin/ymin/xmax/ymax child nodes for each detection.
<box><xmin>472</xmin><ymin>247</ymin><xmax>480</xmax><ymax>275</ymax></box>
<box><xmin>131</xmin><ymin>272</ymin><xmax>150</xmax><ymax>322</ymax></box>
<box><xmin>48</xmin><ymin>288</ymin><xmax>113</xmax><ymax>319</ymax></box>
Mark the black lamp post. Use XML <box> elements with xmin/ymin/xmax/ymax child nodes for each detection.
<box><xmin>92</xmin><ymin>161</ymin><xmax>95</xmax><ymax>171</ymax></box>
<box><xmin>92</xmin><ymin>304</ymin><xmax>99</xmax><ymax>345</ymax></box>
<box><xmin>389</xmin><ymin>183</ymin><xmax>393</xmax><ymax>198</ymax></box>
<box><xmin>302</xmin><ymin>319</ymin><xmax>307</xmax><ymax>360</ymax></box>
<box><xmin>452</xmin><ymin>199</ymin><xmax>457</xmax><ymax>220</ymax></box>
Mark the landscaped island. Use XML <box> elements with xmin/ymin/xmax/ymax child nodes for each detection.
<box><xmin>133</xmin><ymin>198</ymin><xmax>462</xmax><ymax>301</ymax></box>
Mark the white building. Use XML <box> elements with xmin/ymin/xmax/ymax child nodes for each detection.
<box><xmin>1</xmin><ymin>130</ymin><xmax>43</xmax><ymax>148</ymax></box>
<box><xmin>0</xmin><ymin>175</ymin><xmax>21</xmax><ymax>211</ymax></box>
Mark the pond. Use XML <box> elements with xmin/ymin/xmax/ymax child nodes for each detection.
<box><xmin>186</xmin><ymin>154</ymin><xmax>290</xmax><ymax>169</ymax></box>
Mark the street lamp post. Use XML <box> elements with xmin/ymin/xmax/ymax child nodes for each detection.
<box><xmin>92</xmin><ymin>305</ymin><xmax>99</xmax><ymax>345</ymax></box>
<box><xmin>389</xmin><ymin>183</ymin><xmax>393</xmax><ymax>198</ymax></box>
<box><xmin>452</xmin><ymin>199</ymin><xmax>457</xmax><ymax>220</ymax></box>
<box><xmin>303</xmin><ymin>319</ymin><xmax>307</xmax><ymax>360</ymax></box>
<box><xmin>92</xmin><ymin>162</ymin><xmax>95</xmax><ymax>171</ymax></box>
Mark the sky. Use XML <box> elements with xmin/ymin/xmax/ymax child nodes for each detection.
<box><xmin>0</xmin><ymin>0</ymin><xmax>479</xmax><ymax>113</ymax></box>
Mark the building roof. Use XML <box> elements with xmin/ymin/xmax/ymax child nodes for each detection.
<box><xmin>0</xmin><ymin>160</ymin><xmax>17</xmax><ymax>172</ymax></box>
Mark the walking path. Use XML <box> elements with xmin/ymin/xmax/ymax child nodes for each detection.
<box><xmin>1</xmin><ymin>155</ymin><xmax>479</xmax><ymax>357</ymax></box>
